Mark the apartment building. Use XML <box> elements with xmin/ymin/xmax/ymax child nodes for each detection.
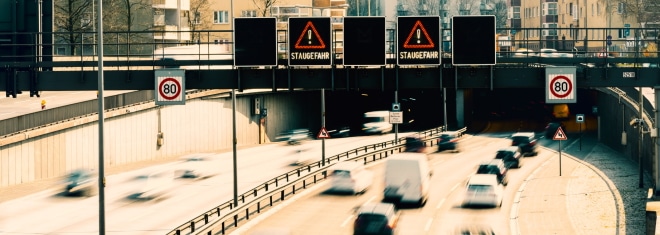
<box><xmin>153</xmin><ymin>0</ymin><xmax>191</xmax><ymax>45</ymax></box>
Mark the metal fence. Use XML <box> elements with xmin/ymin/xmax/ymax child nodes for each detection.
<box><xmin>166</xmin><ymin>126</ymin><xmax>467</xmax><ymax>235</ymax></box>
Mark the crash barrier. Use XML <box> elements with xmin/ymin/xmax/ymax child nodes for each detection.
<box><xmin>167</xmin><ymin>126</ymin><xmax>465</xmax><ymax>235</ymax></box>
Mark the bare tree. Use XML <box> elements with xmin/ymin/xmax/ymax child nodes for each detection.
<box><xmin>104</xmin><ymin>0</ymin><xmax>153</xmax><ymax>55</ymax></box>
<box><xmin>493</xmin><ymin>0</ymin><xmax>507</xmax><ymax>33</ymax></box>
<box><xmin>189</xmin><ymin>0</ymin><xmax>212</xmax><ymax>43</ymax></box>
<box><xmin>53</xmin><ymin>0</ymin><xmax>93</xmax><ymax>55</ymax></box>
<box><xmin>252</xmin><ymin>0</ymin><xmax>279</xmax><ymax>17</ymax></box>
<box><xmin>456</xmin><ymin>0</ymin><xmax>478</xmax><ymax>15</ymax></box>
<box><xmin>611</xmin><ymin>0</ymin><xmax>660</xmax><ymax>27</ymax></box>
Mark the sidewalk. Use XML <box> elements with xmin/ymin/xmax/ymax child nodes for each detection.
<box><xmin>513</xmin><ymin>134</ymin><xmax>651</xmax><ymax>235</ymax></box>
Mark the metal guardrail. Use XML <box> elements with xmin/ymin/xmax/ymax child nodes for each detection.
<box><xmin>167</xmin><ymin>126</ymin><xmax>467</xmax><ymax>235</ymax></box>
<box><xmin>598</xmin><ymin>87</ymin><xmax>655</xmax><ymax>128</ymax></box>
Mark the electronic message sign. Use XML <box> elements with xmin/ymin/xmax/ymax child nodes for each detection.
<box><xmin>397</xmin><ymin>16</ymin><xmax>441</xmax><ymax>65</ymax></box>
<box><xmin>343</xmin><ymin>17</ymin><xmax>386</xmax><ymax>66</ymax></box>
<box><xmin>233</xmin><ymin>17</ymin><xmax>278</xmax><ymax>67</ymax></box>
<box><xmin>288</xmin><ymin>17</ymin><xmax>332</xmax><ymax>66</ymax></box>
<box><xmin>452</xmin><ymin>15</ymin><xmax>496</xmax><ymax>66</ymax></box>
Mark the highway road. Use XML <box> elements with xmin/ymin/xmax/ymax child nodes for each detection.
<box><xmin>0</xmin><ymin>133</ymin><xmax>412</xmax><ymax>235</ymax></box>
<box><xmin>0</xmin><ymin>91</ymin><xmax>132</xmax><ymax>120</ymax></box>
<box><xmin>240</xmin><ymin>127</ymin><xmax>579</xmax><ymax>234</ymax></box>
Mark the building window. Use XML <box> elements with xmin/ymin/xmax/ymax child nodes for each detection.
<box><xmin>508</xmin><ymin>6</ymin><xmax>520</xmax><ymax>19</ymax></box>
<box><xmin>542</xmin><ymin>2</ymin><xmax>557</xmax><ymax>16</ymax></box>
<box><xmin>618</xmin><ymin>3</ymin><xmax>625</xmax><ymax>14</ymax></box>
<box><xmin>213</xmin><ymin>11</ymin><xmax>229</xmax><ymax>24</ymax></box>
<box><xmin>242</xmin><ymin>10</ymin><xmax>257</xmax><ymax>17</ymax></box>
<box><xmin>193</xmin><ymin>11</ymin><xmax>201</xmax><ymax>25</ymax></box>
<box><xmin>543</xmin><ymin>23</ymin><xmax>558</xmax><ymax>36</ymax></box>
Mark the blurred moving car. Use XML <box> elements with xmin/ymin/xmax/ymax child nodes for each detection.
<box><xmin>454</xmin><ymin>226</ymin><xmax>496</xmax><ymax>235</ymax></box>
<box><xmin>176</xmin><ymin>153</ymin><xmax>217</xmax><ymax>179</ymax></box>
<box><xmin>276</xmin><ymin>129</ymin><xmax>311</xmax><ymax>145</ymax></box>
<box><xmin>512</xmin><ymin>48</ymin><xmax>537</xmax><ymax>57</ymax></box>
<box><xmin>404</xmin><ymin>135</ymin><xmax>426</xmax><ymax>153</ymax></box>
<box><xmin>353</xmin><ymin>202</ymin><xmax>400</xmax><ymax>235</ymax></box>
<box><xmin>383</xmin><ymin>153</ymin><xmax>431</xmax><ymax>207</ymax></box>
<box><xmin>362</xmin><ymin>111</ymin><xmax>393</xmax><ymax>135</ymax></box>
<box><xmin>63</xmin><ymin>169</ymin><xmax>97</xmax><ymax>196</ymax></box>
<box><xmin>463</xmin><ymin>174</ymin><xmax>504</xmax><ymax>208</ymax></box>
<box><xmin>329</xmin><ymin>161</ymin><xmax>373</xmax><ymax>194</ymax></box>
<box><xmin>494</xmin><ymin>146</ymin><xmax>522</xmax><ymax>169</ymax></box>
<box><xmin>476</xmin><ymin>159</ymin><xmax>509</xmax><ymax>186</ymax></box>
<box><xmin>511</xmin><ymin>132</ymin><xmax>538</xmax><ymax>156</ymax></box>
<box><xmin>437</xmin><ymin>131</ymin><xmax>461</xmax><ymax>153</ymax></box>
<box><xmin>544</xmin><ymin>122</ymin><xmax>565</xmax><ymax>138</ymax></box>
<box><xmin>327</xmin><ymin>126</ymin><xmax>351</xmax><ymax>138</ymax></box>
<box><xmin>132</xmin><ymin>171</ymin><xmax>174</xmax><ymax>200</ymax></box>
<box><xmin>539</xmin><ymin>48</ymin><xmax>560</xmax><ymax>57</ymax></box>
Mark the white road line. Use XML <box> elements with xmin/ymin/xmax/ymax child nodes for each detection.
<box><xmin>436</xmin><ymin>198</ymin><xmax>446</xmax><ymax>209</ymax></box>
<box><xmin>450</xmin><ymin>182</ymin><xmax>460</xmax><ymax>192</ymax></box>
<box><xmin>424</xmin><ymin>218</ymin><xmax>433</xmax><ymax>231</ymax></box>
<box><xmin>340</xmin><ymin>215</ymin><xmax>354</xmax><ymax>227</ymax></box>
<box><xmin>365</xmin><ymin>195</ymin><xmax>377</xmax><ymax>205</ymax></box>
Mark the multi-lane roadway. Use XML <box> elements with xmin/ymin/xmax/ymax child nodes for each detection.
<box><xmin>0</xmin><ymin>133</ymin><xmax>410</xmax><ymax>235</ymax></box>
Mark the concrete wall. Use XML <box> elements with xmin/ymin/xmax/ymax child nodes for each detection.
<box><xmin>0</xmin><ymin>90</ymin><xmax>320</xmax><ymax>188</ymax></box>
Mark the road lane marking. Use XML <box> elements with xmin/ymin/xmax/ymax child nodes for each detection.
<box><xmin>450</xmin><ymin>182</ymin><xmax>460</xmax><ymax>192</ymax></box>
<box><xmin>340</xmin><ymin>215</ymin><xmax>354</xmax><ymax>227</ymax></box>
<box><xmin>436</xmin><ymin>198</ymin><xmax>446</xmax><ymax>209</ymax></box>
<box><xmin>424</xmin><ymin>218</ymin><xmax>433</xmax><ymax>231</ymax></box>
<box><xmin>365</xmin><ymin>195</ymin><xmax>377</xmax><ymax>205</ymax></box>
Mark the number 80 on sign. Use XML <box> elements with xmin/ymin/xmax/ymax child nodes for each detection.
<box><xmin>155</xmin><ymin>69</ymin><xmax>186</xmax><ymax>105</ymax></box>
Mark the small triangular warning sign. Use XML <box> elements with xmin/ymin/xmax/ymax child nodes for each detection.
<box><xmin>317</xmin><ymin>127</ymin><xmax>330</xmax><ymax>139</ymax></box>
<box><xmin>403</xmin><ymin>20</ymin><xmax>435</xmax><ymax>49</ymax></box>
<box><xmin>294</xmin><ymin>21</ymin><xmax>326</xmax><ymax>49</ymax></box>
<box><xmin>553</xmin><ymin>127</ymin><xmax>568</xmax><ymax>141</ymax></box>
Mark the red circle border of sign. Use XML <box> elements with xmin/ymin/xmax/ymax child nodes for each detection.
<box><xmin>549</xmin><ymin>75</ymin><xmax>572</xmax><ymax>98</ymax></box>
<box><xmin>158</xmin><ymin>77</ymin><xmax>182</xmax><ymax>100</ymax></box>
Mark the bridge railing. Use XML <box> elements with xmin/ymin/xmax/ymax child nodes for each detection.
<box><xmin>2</xmin><ymin>27</ymin><xmax>659</xmax><ymax>69</ymax></box>
<box><xmin>166</xmin><ymin>126</ymin><xmax>469</xmax><ymax>235</ymax></box>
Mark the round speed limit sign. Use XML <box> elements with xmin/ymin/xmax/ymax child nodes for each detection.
<box><xmin>158</xmin><ymin>78</ymin><xmax>182</xmax><ymax>100</ymax></box>
<box><xmin>155</xmin><ymin>69</ymin><xmax>186</xmax><ymax>105</ymax></box>
<box><xmin>549</xmin><ymin>75</ymin><xmax>573</xmax><ymax>98</ymax></box>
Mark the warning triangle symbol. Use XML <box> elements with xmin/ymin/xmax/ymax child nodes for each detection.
<box><xmin>553</xmin><ymin>127</ymin><xmax>568</xmax><ymax>140</ymax></box>
<box><xmin>403</xmin><ymin>20</ymin><xmax>435</xmax><ymax>49</ymax></box>
<box><xmin>294</xmin><ymin>21</ymin><xmax>326</xmax><ymax>49</ymax></box>
<box><xmin>317</xmin><ymin>127</ymin><xmax>331</xmax><ymax>139</ymax></box>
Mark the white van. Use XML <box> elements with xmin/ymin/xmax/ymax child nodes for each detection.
<box><xmin>383</xmin><ymin>153</ymin><xmax>432</xmax><ymax>207</ymax></box>
<box><xmin>328</xmin><ymin>161</ymin><xmax>374</xmax><ymax>194</ymax></box>
<box><xmin>362</xmin><ymin>111</ymin><xmax>393</xmax><ymax>134</ymax></box>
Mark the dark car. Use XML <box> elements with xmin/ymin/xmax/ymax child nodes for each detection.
<box><xmin>476</xmin><ymin>159</ymin><xmax>509</xmax><ymax>186</ymax></box>
<box><xmin>404</xmin><ymin>135</ymin><xmax>426</xmax><ymax>153</ymax></box>
<box><xmin>353</xmin><ymin>202</ymin><xmax>399</xmax><ymax>235</ymax></box>
<box><xmin>327</xmin><ymin>126</ymin><xmax>351</xmax><ymax>138</ymax></box>
<box><xmin>437</xmin><ymin>131</ymin><xmax>461</xmax><ymax>153</ymax></box>
<box><xmin>494</xmin><ymin>146</ymin><xmax>522</xmax><ymax>169</ymax></box>
<box><xmin>544</xmin><ymin>122</ymin><xmax>565</xmax><ymax>138</ymax></box>
<box><xmin>63</xmin><ymin>169</ymin><xmax>97</xmax><ymax>196</ymax></box>
<box><xmin>511</xmin><ymin>132</ymin><xmax>538</xmax><ymax>156</ymax></box>
<box><xmin>276</xmin><ymin>129</ymin><xmax>311</xmax><ymax>145</ymax></box>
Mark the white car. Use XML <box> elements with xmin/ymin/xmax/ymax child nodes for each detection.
<box><xmin>463</xmin><ymin>174</ymin><xmax>504</xmax><ymax>208</ymax></box>
<box><xmin>133</xmin><ymin>171</ymin><xmax>175</xmax><ymax>200</ymax></box>
<box><xmin>176</xmin><ymin>153</ymin><xmax>217</xmax><ymax>179</ymax></box>
<box><xmin>329</xmin><ymin>161</ymin><xmax>373</xmax><ymax>194</ymax></box>
<box><xmin>539</xmin><ymin>48</ymin><xmax>560</xmax><ymax>57</ymax></box>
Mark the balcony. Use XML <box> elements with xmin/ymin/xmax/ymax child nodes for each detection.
<box><xmin>154</xmin><ymin>25</ymin><xmax>191</xmax><ymax>41</ymax></box>
<box><xmin>152</xmin><ymin>0</ymin><xmax>189</xmax><ymax>10</ymax></box>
